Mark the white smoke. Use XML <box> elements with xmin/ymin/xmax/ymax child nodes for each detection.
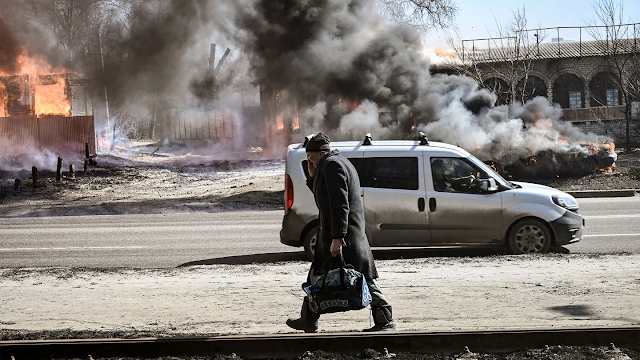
<box><xmin>338</xmin><ymin>100</ymin><xmax>395</xmax><ymax>139</ymax></box>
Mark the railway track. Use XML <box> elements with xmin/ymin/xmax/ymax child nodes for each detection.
<box><xmin>1</xmin><ymin>326</ymin><xmax>638</xmax><ymax>360</ymax></box>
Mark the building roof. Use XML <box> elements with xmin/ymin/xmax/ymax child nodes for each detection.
<box><xmin>463</xmin><ymin>38</ymin><xmax>639</xmax><ymax>63</ymax></box>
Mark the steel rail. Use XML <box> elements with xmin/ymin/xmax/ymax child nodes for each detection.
<box><xmin>1</xmin><ymin>326</ymin><xmax>638</xmax><ymax>360</ymax></box>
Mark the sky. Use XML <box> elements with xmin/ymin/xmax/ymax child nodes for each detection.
<box><xmin>427</xmin><ymin>0</ymin><xmax>640</xmax><ymax>47</ymax></box>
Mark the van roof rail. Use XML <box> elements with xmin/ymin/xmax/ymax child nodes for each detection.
<box><xmin>419</xmin><ymin>132</ymin><xmax>429</xmax><ymax>145</ymax></box>
<box><xmin>303</xmin><ymin>134</ymin><xmax>315</xmax><ymax>148</ymax></box>
<box><xmin>363</xmin><ymin>133</ymin><xmax>372</xmax><ymax>145</ymax></box>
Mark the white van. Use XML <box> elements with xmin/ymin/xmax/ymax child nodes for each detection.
<box><xmin>280</xmin><ymin>133</ymin><xmax>584</xmax><ymax>258</ymax></box>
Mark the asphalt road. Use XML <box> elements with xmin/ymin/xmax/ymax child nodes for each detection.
<box><xmin>0</xmin><ymin>196</ymin><xmax>638</xmax><ymax>268</ymax></box>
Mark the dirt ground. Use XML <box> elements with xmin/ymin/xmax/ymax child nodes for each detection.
<box><xmin>0</xmin><ymin>254</ymin><xmax>639</xmax><ymax>354</ymax></box>
<box><xmin>1</xmin><ymin>146</ymin><xmax>640</xmax><ymax>217</ymax></box>
<box><xmin>1</xmin><ymin>145</ymin><xmax>640</xmax><ymax>359</ymax></box>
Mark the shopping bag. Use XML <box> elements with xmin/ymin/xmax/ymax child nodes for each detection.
<box><xmin>302</xmin><ymin>255</ymin><xmax>372</xmax><ymax>314</ymax></box>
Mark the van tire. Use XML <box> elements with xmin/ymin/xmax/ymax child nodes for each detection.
<box><xmin>507</xmin><ymin>219</ymin><xmax>552</xmax><ymax>254</ymax></box>
<box><xmin>303</xmin><ymin>226</ymin><xmax>319</xmax><ymax>261</ymax></box>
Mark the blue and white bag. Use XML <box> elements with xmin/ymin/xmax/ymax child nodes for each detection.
<box><xmin>302</xmin><ymin>255</ymin><xmax>372</xmax><ymax>314</ymax></box>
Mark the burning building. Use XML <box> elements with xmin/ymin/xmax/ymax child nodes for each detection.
<box><xmin>0</xmin><ymin>51</ymin><xmax>95</xmax><ymax>158</ymax></box>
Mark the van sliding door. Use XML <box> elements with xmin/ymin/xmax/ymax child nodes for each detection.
<box><xmin>361</xmin><ymin>148</ymin><xmax>430</xmax><ymax>246</ymax></box>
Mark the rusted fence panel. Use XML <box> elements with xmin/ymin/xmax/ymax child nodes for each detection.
<box><xmin>0</xmin><ymin>115</ymin><xmax>39</xmax><ymax>150</ymax></box>
<box><xmin>0</xmin><ymin>115</ymin><xmax>95</xmax><ymax>155</ymax></box>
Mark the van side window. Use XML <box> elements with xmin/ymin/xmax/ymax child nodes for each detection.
<box><xmin>303</xmin><ymin>159</ymin><xmax>368</xmax><ymax>187</ymax></box>
<box><xmin>302</xmin><ymin>160</ymin><xmax>310</xmax><ymax>180</ymax></box>
<box><xmin>304</xmin><ymin>157</ymin><xmax>418</xmax><ymax>190</ymax></box>
<box><xmin>347</xmin><ymin>158</ymin><xmax>368</xmax><ymax>186</ymax></box>
<box><xmin>431</xmin><ymin>157</ymin><xmax>485</xmax><ymax>194</ymax></box>
<box><xmin>368</xmin><ymin>157</ymin><xmax>419</xmax><ymax>190</ymax></box>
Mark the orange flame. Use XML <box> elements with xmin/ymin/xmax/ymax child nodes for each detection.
<box><xmin>434</xmin><ymin>47</ymin><xmax>459</xmax><ymax>58</ymax></box>
<box><xmin>0</xmin><ymin>46</ymin><xmax>72</xmax><ymax>116</ymax></box>
<box><xmin>292</xmin><ymin>104</ymin><xmax>299</xmax><ymax>131</ymax></box>
<box><xmin>98</xmin><ymin>126</ymin><xmax>111</xmax><ymax>151</ymax></box>
<box><xmin>276</xmin><ymin>114</ymin><xmax>284</xmax><ymax>130</ymax></box>
<box><xmin>35</xmin><ymin>77</ymin><xmax>70</xmax><ymax>116</ymax></box>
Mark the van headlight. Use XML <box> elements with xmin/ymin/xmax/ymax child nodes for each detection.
<box><xmin>552</xmin><ymin>195</ymin><xmax>579</xmax><ymax>211</ymax></box>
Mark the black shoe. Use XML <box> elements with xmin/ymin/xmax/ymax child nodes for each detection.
<box><xmin>363</xmin><ymin>321</ymin><xmax>397</xmax><ymax>332</ymax></box>
<box><xmin>363</xmin><ymin>305</ymin><xmax>398</xmax><ymax>332</ymax></box>
<box><xmin>286</xmin><ymin>317</ymin><xmax>318</xmax><ymax>333</ymax></box>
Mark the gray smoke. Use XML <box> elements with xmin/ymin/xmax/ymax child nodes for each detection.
<box><xmin>1</xmin><ymin>0</ymin><xmax>611</xmax><ymax>169</ymax></box>
<box><xmin>0</xmin><ymin>16</ymin><xmax>22</xmax><ymax>73</ymax></box>
<box><xmin>231</xmin><ymin>0</ymin><xmax>611</xmax><ymax>163</ymax></box>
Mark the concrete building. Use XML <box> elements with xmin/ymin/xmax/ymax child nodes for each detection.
<box><xmin>440</xmin><ymin>30</ymin><xmax>640</xmax><ymax>146</ymax></box>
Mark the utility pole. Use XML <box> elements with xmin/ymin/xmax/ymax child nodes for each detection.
<box><xmin>98</xmin><ymin>29</ymin><xmax>110</xmax><ymax>150</ymax></box>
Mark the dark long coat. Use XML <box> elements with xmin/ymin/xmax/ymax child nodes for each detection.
<box><xmin>306</xmin><ymin>150</ymin><xmax>378</xmax><ymax>281</ymax></box>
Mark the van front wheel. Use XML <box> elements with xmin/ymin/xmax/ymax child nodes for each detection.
<box><xmin>507</xmin><ymin>219</ymin><xmax>552</xmax><ymax>254</ymax></box>
<box><xmin>303</xmin><ymin>226</ymin><xmax>318</xmax><ymax>261</ymax></box>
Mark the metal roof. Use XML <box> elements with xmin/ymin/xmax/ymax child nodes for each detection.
<box><xmin>464</xmin><ymin>38</ymin><xmax>639</xmax><ymax>63</ymax></box>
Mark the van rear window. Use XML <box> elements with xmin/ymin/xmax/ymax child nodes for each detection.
<box><xmin>365</xmin><ymin>157</ymin><xmax>419</xmax><ymax>190</ymax></box>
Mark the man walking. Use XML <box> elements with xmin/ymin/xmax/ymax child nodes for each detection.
<box><xmin>286</xmin><ymin>132</ymin><xmax>397</xmax><ymax>333</ymax></box>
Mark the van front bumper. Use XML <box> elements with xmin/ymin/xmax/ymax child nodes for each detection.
<box><xmin>550</xmin><ymin>210</ymin><xmax>584</xmax><ymax>246</ymax></box>
<box><xmin>280</xmin><ymin>209</ymin><xmax>307</xmax><ymax>247</ymax></box>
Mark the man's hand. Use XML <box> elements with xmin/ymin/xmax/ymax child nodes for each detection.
<box><xmin>308</xmin><ymin>160</ymin><xmax>317</xmax><ymax>177</ymax></box>
<box><xmin>330</xmin><ymin>238</ymin><xmax>345</xmax><ymax>257</ymax></box>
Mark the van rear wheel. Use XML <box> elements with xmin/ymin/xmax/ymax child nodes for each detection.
<box><xmin>507</xmin><ymin>219</ymin><xmax>552</xmax><ymax>254</ymax></box>
<box><xmin>303</xmin><ymin>226</ymin><xmax>318</xmax><ymax>261</ymax></box>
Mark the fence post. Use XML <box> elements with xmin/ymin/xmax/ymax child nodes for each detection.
<box><xmin>56</xmin><ymin>157</ymin><xmax>63</xmax><ymax>182</ymax></box>
<box><xmin>69</xmin><ymin>164</ymin><xmax>75</xmax><ymax>179</ymax></box>
<box><xmin>14</xmin><ymin>179</ymin><xmax>21</xmax><ymax>191</ymax></box>
<box><xmin>32</xmin><ymin>166</ymin><xmax>38</xmax><ymax>188</ymax></box>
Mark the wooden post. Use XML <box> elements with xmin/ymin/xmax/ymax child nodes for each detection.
<box><xmin>69</xmin><ymin>164</ymin><xmax>75</xmax><ymax>179</ymax></box>
<box><xmin>85</xmin><ymin>143</ymin><xmax>90</xmax><ymax>158</ymax></box>
<box><xmin>32</xmin><ymin>166</ymin><xmax>38</xmax><ymax>188</ymax></box>
<box><xmin>56</xmin><ymin>157</ymin><xmax>63</xmax><ymax>182</ymax></box>
<box><xmin>14</xmin><ymin>179</ymin><xmax>21</xmax><ymax>191</ymax></box>
<box><xmin>84</xmin><ymin>159</ymin><xmax>89</xmax><ymax>174</ymax></box>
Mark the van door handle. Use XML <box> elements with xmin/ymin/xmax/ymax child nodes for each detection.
<box><xmin>429</xmin><ymin>198</ymin><xmax>436</xmax><ymax>212</ymax></box>
<box><xmin>418</xmin><ymin>198</ymin><xmax>425</xmax><ymax>212</ymax></box>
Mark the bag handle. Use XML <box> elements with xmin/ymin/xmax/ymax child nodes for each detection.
<box><xmin>319</xmin><ymin>254</ymin><xmax>348</xmax><ymax>289</ymax></box>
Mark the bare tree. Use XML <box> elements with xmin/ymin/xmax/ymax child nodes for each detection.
<box><xmin>445</xmin><ymin>7</ymin><xmax>549</xmax><ymax>110</ymax></box>
<box><xmin>21</xmin><ymin>0</ymin><xmax>120</xmax><ymax>67</ymax></box>
<box><xmin>377</xmin><ymin>0</ymin><xmax>457</xmax><ymax>31</ymax></box>
<box><xmin>587</xmin><ymin>0</ymin><xmax>640</xmax><ymax>149</ymax></box>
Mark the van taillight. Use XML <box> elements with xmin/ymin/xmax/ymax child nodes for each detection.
<box><xmin>285</xmin><ymin>174</ymin><xmax>294</xmax><ymax>213</ymax></box>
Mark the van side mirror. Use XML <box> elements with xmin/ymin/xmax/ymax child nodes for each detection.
<box><xmin>487</xmin><ymin>178</ymin><xmax>498</xmax><ymax>192</ymax></box>
<box><xmin>479</xmin><ymin>178</ymin><xmax>499</xmax><ymax>192</ymax></box>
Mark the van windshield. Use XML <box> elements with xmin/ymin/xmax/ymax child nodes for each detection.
<box><xmin>467</xmin><ymin>155</ymin><xmax>513</xmax><ymax>188</ymax></box>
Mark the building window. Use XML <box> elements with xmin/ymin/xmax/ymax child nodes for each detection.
<box><xmin>569</xmin><ymin>91</ymin><xmax>582</xmax><ymax>108</ymax></box>
<box><xmin>606</xmin><ymin>89</ymin><xmax>619</xmax><ymax>106</ymax></box>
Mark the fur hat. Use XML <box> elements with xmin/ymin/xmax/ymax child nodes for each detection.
<box><xmin>305</xmin><ymin>132</ymin><xmax>331</xmax><ymax>152</ymax></box>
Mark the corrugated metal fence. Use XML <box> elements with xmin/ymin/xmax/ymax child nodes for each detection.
<box><xmin>0</xmin><ymin>115</ymin><xmax>95</xmax><ymax>155</ymax></box>
<box><xmin>160</xmin><ymin>108</ymin><xmax>238</xmax><ymax>141</ymax></box>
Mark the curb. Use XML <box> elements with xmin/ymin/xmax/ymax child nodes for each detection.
<box><xmin>568</xmin><ymin>189</ymin><xmax>637</xmax><ymax>198</ymax></box>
